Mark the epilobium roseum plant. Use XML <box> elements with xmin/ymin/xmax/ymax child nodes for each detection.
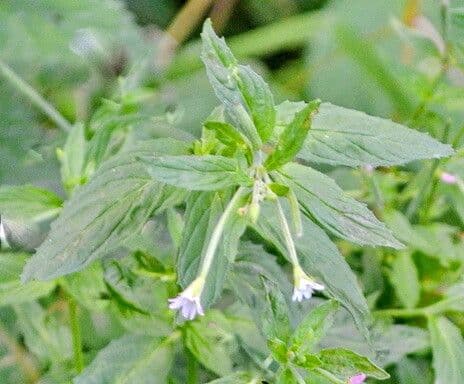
<box><xmin>5</xmin><ymin>16</ymin><xmax>456</xmax><ymax>384</ymax></box>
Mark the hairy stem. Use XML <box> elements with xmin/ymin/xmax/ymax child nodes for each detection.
<box><xmin>0</xmin><ymin>59</ymin><xmax>72</xmax><ymax>132</ymax></box>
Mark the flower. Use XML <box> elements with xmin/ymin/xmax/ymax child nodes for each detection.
<box><xmin>349</xmin><ymin>373</ymin><xmax>367</xmax><ymax>384</ymax></box>
<box><xmin>440</xmin><ymin>171</ymin><xmax>458</xmax><ymax>184</ymax></box>
<box><xmin>168</xmin><ymin>277</ymin><xmax>205</xmax><ymax>320</ymax></box>
<box><xmin>292</xmin><ymin>265</ymin><xmax>324</xmax><ymax>302</ymax></box>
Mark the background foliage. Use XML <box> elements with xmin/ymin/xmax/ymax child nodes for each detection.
<box><xmin>0</xmin><ymin>0</ymin><xmax>463</xmax><ymax>383</ymax></box>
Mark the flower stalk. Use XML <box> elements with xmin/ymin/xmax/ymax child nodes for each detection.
<box><xmin>275</xmin><ymin>199</ymin><xmax>324</xmax><ymax>301</ymax></box>
<box><xmin>169</xmin><ymin>187</ymin><xmax>245</xmax><ymax>320</ymax></box>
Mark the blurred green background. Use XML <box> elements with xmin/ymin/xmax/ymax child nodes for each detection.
<box><xmin>1</xmin><ymin>1</ymin><xmax>464</xmax><ymax>383</ymax></box>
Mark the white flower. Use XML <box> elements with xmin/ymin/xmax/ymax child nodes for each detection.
<box><xmin>292</xmin><ymin>266</ymin><xmax>324</xmax><ymax>302</ymax></box>
<box><xmin>168</xmin><ymin>277</ymin><xmax>205</xmax><ymax>320</ymax></box>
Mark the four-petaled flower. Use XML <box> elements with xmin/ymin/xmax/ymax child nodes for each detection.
<box><xmin>168</xmin><ymin>277</ymin><xmax>205</xmax><ymax>320</ymax></box>
<box><xmin>292</xmin><ymin>265</ymin><xmax>324</xmax><ymax>302</ymax></box>
<box><xmin>349</xmin><ymin>373</ymin><xmax>367</xmax><ymax>384</ymax></box>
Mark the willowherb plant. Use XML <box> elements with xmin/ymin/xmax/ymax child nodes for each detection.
<box><xmin>13</xmin><ymin>19</ymin><xmax>455</xmax><ymax>383</ymax></box>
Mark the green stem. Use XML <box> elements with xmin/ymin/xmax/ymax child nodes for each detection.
<box><xmin>374</xmin><ymin>296</ymin><xmax>462</xmax><ymax>319</ymax></box>
<box><xmin>0</xmin><ymin>59</ymin><xmax>72</xmax><ymax>132</ymax></box>
<box><xmin>374</xmin><ymin>307</ymin><xmax>426</xmax><ymax>319</ymax></box>
<box><xmin>198</xmin><ymin>187</ymin><xmax>244</xmax><ymax>279</ymax></box>
<box><xmin>185</xmin><ymin>345</ymin><xmax>198</xmax><ymax>384</ymax></box>
<box><xmin>288</xmin><ymin>189</ymin><xmax>303</xmax><ymax>237</ymax></box>
<box><xmin>275</xmin><ymin>198</ymin><xmax>300</xmax><ymax>266</ymax></box>
<box><xmin>68</xmin><ymin>297</ymin><xmax>84</xmax><ymax>373</ymax></box>
<box><xmin>291</xmin><ymin>368</ymin><xmax>307</xmax><ymax>384</ymax></box>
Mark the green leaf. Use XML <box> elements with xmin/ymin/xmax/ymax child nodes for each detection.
<box><xmin>265</xmin><ymin>100</ymin><xmax>320</xmax><ymax>170</ymax></box>
<box><xmin>253</xmin><ymin>201</ymin><xmax>370</xmax><ymax>340</ymax></box>
<box><xmin>74</xmin><ymin>334</ymin><xmax>175</xmax><ymax>384</ymax></box>
<box><xmin>185</xmin><ymin>315</ymin><xmax>233</xmax><ymax>376</ymax></box>
<box><xmin>281</xmin><ymin>102</ymin><xmax>455</xmax><ymax>167</ymax></box>
<box><xmin>178</xmin><ymin>191</ymin><xmax>247</xmax><ymax>308</ymax></box>
<box><xmin>201</xmin><ymin>19</ymin><xmax>275</xmax><ymax>147</ymax></box>
<box><xmin>14</xmin><ymin>302</ymin><xmax>72</xmax><ymax>364</ymax></box>
<box><xmin>142</xmin><ymin>155</ymin><xmax>251</xmax><ymax>191</ymax></box>
<box><xmin>429</xmin><ymin>316</ymin><xmax>464</xmax><ymax>384</ymax></box>
<box><xmin>58</xmin><ymin>123</ymin><xmax>86</xmax><ymax>192</ymax></box>
<box><xmin>235</xmin><ymin>65</ymin><xmax>276</xmax><ymax>142</ymax></box>
<box><xmin>290</xmin><ymin>300</ymin><xmax>339</xmax><ymax>356</ymax></box>
<box><xmin>388</xmin><ymin>251</ymin><xmax>420</xmax><ymax>309</ymax></box>
<box><xmin>280</xmin><ymin>163</ymin><xmax>402</xmax><ymax>248</ymax></box>
<box><xmin>228</xmin><ymin>243</ymin><xmax>292</xmax><ymax>348</ymax></box>
<box><xmin>317</xmin><ymin>348</ymin><xmax>389</xmax><ymax>381</ymax></box>
<box><xmin>396</xmin><ymin>358</ymin><xmax>433</xmax><ymax>384</ymax></box>
<box><xmin>275</xmin><ymin>367</ymin><xmax>297</xmax><ymax>384</ymax></box>
<box><xmin>104</xmin><ymin>261</ymin><xmax>150</xmax><ymax>315</ymax></box>
<box><xmin>322</xmin><ymin>310</ymin><xmax>429</xmax><ymax>367</ymax></box>
<box><xmin>204</xmin><ymin>119</ymin><xmax>251</xmax><ymax>151</ymax></box>
<box><xmin>386</xmin><ymin>211</ymin><xmax>463</xmax><ymax>266</ymax></box>
<box><xmin>268</xmin><ymin>182</ymin><xmax>290</xmax><ymax>196</ymax></box>
<box><xmin>60</xmin><ymin>263</ymin><xmax>108</xmax><ymax>311</ymax></box>
<box><xmin>261</xmin><ymin>279</ymin><xmax>292</xmax><ymax>344</ymax></box>
<box><xmin>22</xmin><ymin>139</ymin><xmax>188</xmax><ymax>281</ymax></box>
<box><xmin>0</xmin><ymin>185</ymin><xmax>62</xmax><ymax>221</ymax></box>
<box><xmin>0</xmin><ymin>252</ymin><xmax>54</xmax><ymax>306</ymax></box>
<box><xmin>442</xmin><ymin>281</ymin><xmax>464</xmax><ymax>312</ymax></box>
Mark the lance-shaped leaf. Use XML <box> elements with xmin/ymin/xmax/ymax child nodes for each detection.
<box><xmin>184</xmin><ymin>314</ymin><xmax>233</xmax><ymax>376</ymax></box>
<box><xmin>265</xmin><ymin>99</ymin><xmax>320</xmax><ymax>171</ymax></box>
<box><xmin>201</xmin><ymin>19</ymin><xmax>275</xmax><ymax>147</ymax></box>
<box><xmin>204</xmin><ymin>120</ymin><xmax>250</xmax><ymax>150</ymax></box>
<box><xmin>290</xmin><ymin>300</ymin><xmax>339</xmax><ymax>356</ymax></box>
<box><xmin>279</xmin><ymin>163</ymin><xmax>402</xmax><ymax>248</ymax></box>
<box><xmin>0</xmin><ymin>185</ymin><xmax>62</xmax><ymax>221</ymax></box>
<box><xmin>74</xmin><ymin>334</ymin><xmax>174</xmax><ymax>384</ymax></box>
<box><xmin>178</xmin><ymin>191</ymin><xmax>247</xmax><ymax>308</ymax></box>
<box><xmin>0</xmin><ymin>253</ymin><xmax>54</xmax><ymax>306</ymax></box>
<box><xmin>141</xmin><ymin>155</ymin><xmax>252</xmax><ymax>191</ymax></box>
<box><xmin>429</xmin><ymin>316</ymin><xmax>464</xmax><ymax>384</ymax></box>
<box><xmin>276</xmin><ymin>102</ymin><xmax>454</xmax><ymax>167</ymax></box>
<box><xmin>253</xmin><ymin>201</ymin><xmax>370</xmax><ymax>339</ymax></box>
<box><xmin>316</xmin><ymin>348</ymin><xmax>389</xmax><ymax>381</ymax></box>
<box><xmin>22</xmin><ymin>139</ymin><xmax>188</xmax><ymax>282</ymax></box>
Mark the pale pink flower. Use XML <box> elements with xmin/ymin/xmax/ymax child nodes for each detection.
<box><xmin>440</xmin><ymin>172</ymin><xmax>458</xmax><ymax>184</ymax></box>
<box><xmin>349</xmin><ymin>373</ymin><xmax>367</xmax><ymax>384</ymax></box>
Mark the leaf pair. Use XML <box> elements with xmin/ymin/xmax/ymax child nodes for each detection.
<box><xmin>201</xmin><ymin>19</ymin><xmax>275</xmax><ymax>149</ymax></box>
